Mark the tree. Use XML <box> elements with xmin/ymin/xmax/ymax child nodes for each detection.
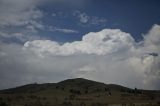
<box><xmin>108</xmin><ymin>91</ymin><xmax>111</xmax><ymax>96</ymax></box>
<box><xmin>105</xmin><ymin>88</ymin><xmax>109</xmax><ymax>92</ymax></box>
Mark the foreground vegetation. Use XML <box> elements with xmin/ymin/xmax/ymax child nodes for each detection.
<box><xmin>0</xmin><ymin>78</ymin><xmax>160</xmax><ymax>106</ymax></box>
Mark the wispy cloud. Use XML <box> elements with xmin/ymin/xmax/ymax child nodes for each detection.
<box><xmin>73</xmin><ymin>10</ymin><xmax>107</xmax><ymax>26</ymax></box>
<box><xmin>0</xmin><ymin>0</ymin><xmax>45</xmax><ymax>43</ymax></box>
<box><xmin>73</xmin><ymin>11</ymin><xmax>90</xmax><ymax>23</ymax></box>
<box><xmin>49</xmin><ymin>26</ymin><xmax>78</xmax><ymax>34</ymax></box>
<box><xmin>0</xmin><ymin>0</ymin><xmax>43</xmax><ymax>27</ymax></box>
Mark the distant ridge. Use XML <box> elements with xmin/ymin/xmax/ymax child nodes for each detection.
<box><xmin>0</xmin><ymin>78</ymin><xmax>160</xmax><ymax>106</ymax></box>
<box><xmin>0</xmin><ymin>78</ymin><xmax>131</xmax><ymax>94</ymax></box>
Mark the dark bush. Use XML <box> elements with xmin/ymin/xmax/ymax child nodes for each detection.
<box><xmin>62</xmin><ymin>101</ymin><xmax>73</xmax><ymax>106</ymax></box>
<box><xmin>69</xmin><ymin>95</ymin><xmax>75</xmax><ymax>100</ymax></box>
<box><xmin>85</xmin><ymin>90</ymin><xmax>88</xmax><ymax>94</ymax></box>
<box><xmin>80</xmin><ymin>102</ymin><xmax>86</xmax><ymax>106</ymax></box>
<box><xmin>105</xmin><ymin>88</ymin><xmax>109</xmax><ymax>92</ymax></box>
<box><xmin>0</xmin><ymin>102</ymin><xmax>8</xmax><ymax>106</ymax></box>
<box><xmin>91</xmin><ymin>103</ymin><xmax>96</xmax><ymax>106</ymax></box>
<box><xmin>69</xmin><ymin>89</ymin><xmax>81</xmax><ymax>95</ymax></box>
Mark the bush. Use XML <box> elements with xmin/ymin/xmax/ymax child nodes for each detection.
<box><xmin>80</xmin><ymin>102</ymin><xmax>86</xmax><ymax>106</ymax></box>
<box><xmin>62</xmin><ymin>101</ymin><xmax>73</xmax><ymax>106</ymax></box>
<box><xmin>0</xmin><ymin>102</ymin><xmax>8</xmax><ymax>106</ymax></box>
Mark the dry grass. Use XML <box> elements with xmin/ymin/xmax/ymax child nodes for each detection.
<box><xmin>0</xmin><ymin>78</ymin><xmax>160</xmax><ymax>106</ymax></box>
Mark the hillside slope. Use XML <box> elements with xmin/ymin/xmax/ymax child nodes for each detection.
<box><xmin>0</xmin><ymin>78</ymin><xmax>160</xmax><ymax>106</ymax></box>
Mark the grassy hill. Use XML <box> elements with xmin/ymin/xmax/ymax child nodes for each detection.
<box><xmin>0</xmin><ymin>78</ymin><xmax>160</xmax><ymax>106</ymax></box>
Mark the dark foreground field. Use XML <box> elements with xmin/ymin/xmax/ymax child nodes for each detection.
<box><xmin>0</xmin><ymin>78</ymin><xmax>160</xmax><ymax>106</ymax></box>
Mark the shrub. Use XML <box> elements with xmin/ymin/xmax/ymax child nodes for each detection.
<box><xmin>0</xmin><ymin>101</ymin><xmax>8</xmax><ymax>106</ymax></box>
<box><xmin>80</xmin><ymin>102</ymin><xmax>86</xmax><ymax>106</ymax></box>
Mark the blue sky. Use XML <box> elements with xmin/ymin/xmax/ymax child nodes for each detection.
<box><xmin>1</xmin><ymin>0</ymin><xmax>160</xmax><ymax>43</ymax></box>
<box><xmin>0</xmin><ymin>0</ymin><xmax>160</xmax><ymax>90</ymax></box>
<box><xmin>38</xmin><ymin>0</ymin><xmax>160</xmax><ymax>42</ymax></box>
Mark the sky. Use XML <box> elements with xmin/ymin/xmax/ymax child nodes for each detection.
<box><xmin>0</xmin><ymin>0</ymin><xmax>160</xmax><ymax>90</ymax></box>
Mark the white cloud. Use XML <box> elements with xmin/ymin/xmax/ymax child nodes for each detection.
<box><xmin>49</xmin><ymin>27</ymin><xmax>79</xmax><ymax>34</ymax></box>
<box><xmin>0</xmin><ymin>0</ymin><xmax>43</xmax><ymax>27</ymax></box>
<box><xmin>0</xmin><ymin>1</ymin><xmax>90</xmax><ymax>43</ymax></box>
<box><xmin>24</xmin><ymin>28</ymin><xmax>134</xmax><ymax>56</ymax></box>
<box><xmin>0</xmin><ymin>31</ymin><xmax>27</xmax><ymax>42</ymax></box>
<box><xmin>71</xmin><ymin>65</ymin><xmax>97</xmax><ymax>78</ymax></box>
<box><xmin>0</xmin><ymin>30</ymin><xmax>44</xmax><ymax>43</ymax></box>
<box><xmin>22</xmin><ymin>25</ymin><xmax>160</xmax><ymax>89</ymax></box>
<box><xmin>141</xmin><ymin>25</ymin><xmax>160</xmax><ymax>87</ymax></box>
<box><xmin>78</xmin><ymin>13</ymin><xmax>90</xmax><ymax>23</ymax></box>
<box><xmin>0</xmin><ymin>0</ymin><xmax>45</xmax><ymax>43</ymax></box>
<box><xmin>52</xmin><ymin>13</ymin><xmax>57</xmax><ymax>17</ymax></box>
<box><xmin>73</xmin><ymin>10</ymin><xmax>90</xmax><ymax>23</ymax></box>
<box><xmin>91</xmin><ymin>17</ymin><xmax>107</xmax><ymax>25</ymax></box>
<box><xmin>73</xmin><ymin>10</ymin><xmax>107</xmax><ymax>26</ymax></box>
<box><xmin>0</xmin><ymin>25</ymin><xmax>160</xmax><ymax>90</ymax></box>
<box><xmin>144</xmin><ymin>24</ymin><xmax>160</xmax><ymax>44</ymax></box>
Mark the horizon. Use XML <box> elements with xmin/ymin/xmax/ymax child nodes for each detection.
<box><xmin>0</xmin><ymin>78</ymin><xmax>159</xmax><ymax>91</ymax></box>
<box><xmin>0</xmin><ymin>0</ymin><xmax>160</xmax><ymax>90</ymax></box>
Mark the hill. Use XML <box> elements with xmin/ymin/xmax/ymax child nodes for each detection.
<box><xmin>0</xmin><ymin>78</ymin><xmax>160</xmax><ymax>106</ymax></box>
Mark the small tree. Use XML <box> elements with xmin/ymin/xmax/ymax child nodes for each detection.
<box><xmin>105</xmin><ymin>88</ymin><xmax>109</xmax><ymax>92</ymax></box>
<box><xmin>108</xmin><ymin>91</ymin><xmax>111</xmax><ymax>96</ymax></box>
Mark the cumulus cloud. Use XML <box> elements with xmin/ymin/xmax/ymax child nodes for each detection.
<box><xmin>0</xmin><ymin>25</ymin><xmax>160</xmax><ymax>90</ymax></box>
<box><xmin>24</xmin><ymin>29</ymin><xmax>134</xmax><ymax>56</ymax></box>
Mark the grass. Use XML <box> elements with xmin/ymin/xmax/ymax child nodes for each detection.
<box><xmin>0</xmin><ymin>78</ymin><xmax>160</xmax><ymax>106</ymax></box>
